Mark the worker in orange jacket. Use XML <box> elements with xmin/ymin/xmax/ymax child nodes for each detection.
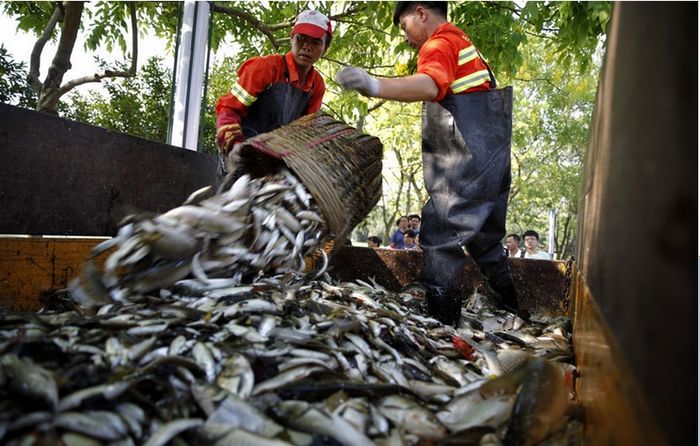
<box><xmin>215</xmin><ymin>10</ymin><xmax>332</xmax><ymax>175</ymax></box>
<box><xmin>336</xmin><ymin>1</ymin><xmax>524</xmax><ymax>325</ymax></box>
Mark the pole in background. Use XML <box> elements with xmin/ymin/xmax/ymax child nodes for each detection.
<box><xmin>548</xmin><ymin>208</ymin><xmax>557</xmax><ymax>259</ymax></box>
<box><xmin>168</xmin><ymin>1</ymin><xmax>210</xmax><ymax>151</ymax></box>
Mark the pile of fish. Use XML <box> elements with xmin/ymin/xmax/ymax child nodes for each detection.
<box><xmin>0</xmin><ymin>278</ymin><xmax>581</xmax><ymax>446</ymax></box>
<box><xmin>0</xmin><ymin>169</ymin><xmax>582</xmax><ymax>445</ymax></box>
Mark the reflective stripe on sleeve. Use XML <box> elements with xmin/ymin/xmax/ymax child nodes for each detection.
<box><xmin>231</xmin><ymin>81</ymin><xmax>256</xmax><ymax>107</ymax></box>
<box><xmin>216</xmin><ymin>123</ymin><xmax>241</xmax><ymax>138</ymax></box>
<box><xmin>457</xmin><ymin>46</ymin><xmax>478</xmax><ymax>65</ymax></box>
<box><xmin>451</xmin><ymin>69</ymin><xmax>491</xmax><ymax>93</ymax></box>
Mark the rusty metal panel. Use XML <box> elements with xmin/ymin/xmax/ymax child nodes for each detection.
<box><xmin>2</xmin><ymin>240</ymin><xmax>568</xmax><ymax>315</ymax></box>
<box><xmin>0</xmin><ymin>236</ymin><xmax>110</xmax><ymax>311</ymax></box>
<box><xmin>0</xmin><ymin>103</ymin><xmax>221</xmax><ymax>237</ymax></box>
<box><xmin>575</xmin><ymin>3</ymin><xmax>696</xmax><ymax>444</ymax></box>
<box><xmin>329</xmin><ymin>246</ymin><xmax>568</xmax><ymax>315</ymax></box>
<box><xmin>571</xmin><ymin>266</ymin><xmax>670</xmax><ymax>446</ymax></box>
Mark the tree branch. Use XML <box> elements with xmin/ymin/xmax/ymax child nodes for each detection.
<box><xmin>523</xmin><ymin>29</ymin><xmax>556</xmax><ymax>40</ymax></box>
<box><xmin>332</xmin><ymin>18</ymin><xmax>391</xmax><ymax>36</ymax></box>
<box><xmin>127</xmin><ymin>2</ymin><xmax>137</xmax><ymax>75</ymax></box>
<box><xmin>514</xmin><ymin>77</ymin><xmax>565</xmax><ymax>94</ymax></box>
<box><xmin>28</xmin><ymin>3</ymin><xmax>63</xmax><ymax>94</ymax></box>
<box><xmin>329</xmin><ymin>3</ymin><xmax>367</xmax><ymax>22</ymax></box>
<box><xmin>37</xmin><ymin>1</ymin><xmax>84</xmax><ymax>112</ymax></box>
<box><xmin>212</xmin><ymin>2</ymin><xmax>368</xmax><ymax>49</ymax></box>
<box><xmin>408</xmin><ymin>169</ymin><xmax>426</xmax><ymax>206</ymax></box>
<box><xmin>489</xmin><ymin>3</ymin><xmax>558</xmax><ymax>33</ymax></box>
<box><xmin>368</xmin><ymin>99</ymin><xmax>387</xmax><ymax>113</ymax></box>
<box><xmin>56</xmin><ymin>3</ymin><xmax>138</xmax><ymax>97</ymax></box>
<box><xmin>321</xmin><ymin>55</ymin><xmax>394</xmax><ymax>72</ymax></box>
<box><xmin>211</xmin><ymin>3</ymin><xmax>279</xmax><ymax>50</ymax></box>
<box><xmin>266</xmin><ymin>3</ymin><xmax>368</xmax><ymax>31</ymax></box>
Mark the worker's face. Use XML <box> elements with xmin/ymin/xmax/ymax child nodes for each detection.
<box><xmin>524</xmin><ymin>235</ymin><xmax>538</xmax><ymax>250</ymax></box>
<box><xmin>398</xmin><ymin>7</ymin><xmax>431</xmax><ymax>49</ymax></box>
<box><xmin>398</xmin><ymin>217</ymin><xmax>409</xmax><ymax>230</ymax></box>
<box><xmin>506</xmin><ymin>236</ymin><xmax>519</xmax><ymax>251</ymax></box>
<box><xmin>291</xmin><ymin>33</ymin><xmax>326</xmax><ymax>68</ymax></box>
<box><xmin>410</xmin><ymin>217</ymin><xmax>420</xmax><ymax>229</ymax></box>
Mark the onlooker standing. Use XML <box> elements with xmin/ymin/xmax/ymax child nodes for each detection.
<box><xmin>408</xmin><ymin>214</ymin><xmax>422</xmax><ymax>234</ymax></box>
<box><xmin>367</xmin><ymin>236</ymin><xmax>382</xmax><ymax>248</ymax></box>
<box><xmin>522</xmin><ymin>230</ymin><xmax>552</xmax><ymax>260</ymax></box>
<box><xmin>505</xmin><ymin>233</ymin><xmax>522</xmax><ymax>258</ymax></box>
<box><xmin>390</xmin><ymin>216</ymin><xmax>409</xmax><ymax>249</ymax></box>
<box><xmin>403</xmin><ymin>230</ymin><xmax>419</xmax><ymax>250</ymax></box>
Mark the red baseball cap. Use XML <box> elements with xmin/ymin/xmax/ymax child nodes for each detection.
<box><xmin>291</xmin><ymin>10</ymin><xmax>332</xmax><ymax>40</ymax></box>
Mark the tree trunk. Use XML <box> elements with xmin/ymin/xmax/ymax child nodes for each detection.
<box><xmin>37</xmin><ymin>1</ymin><xmax>84</xmax><ymax>113</ymax></box>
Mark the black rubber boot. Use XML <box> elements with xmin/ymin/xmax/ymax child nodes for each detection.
<box><xmin>425</xmin><ymin>285</ymin><xmax>463</xmax><ymax>326</ymax></box>
<box><xmin>487</xmin><ymin>270</ymin><xmax>529</xmax><ymax>320</ymax></box>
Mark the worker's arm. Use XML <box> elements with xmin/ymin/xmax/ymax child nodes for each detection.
<box><xmin>335</xmin><ymin>67</ymin><xmax>438</xmax><ymax>102</ymax></box>
<box><xmin>216</xmin><ymin>56</ymin><xmax>282</xmax><ymax>155</ymax></box>
<box><xmin>376</xmin><ymin>74</ymin><xmax>437</xmax><ymax>102</ymax></box>
<box><xmin>215</xmin><ymin>105</ymin><xmax>244</xmax><ymax>156</ymax></box>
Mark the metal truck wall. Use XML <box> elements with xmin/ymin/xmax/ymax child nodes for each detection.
<box><xmin>0</xmin><ymin>104</ymin><xmax>221</xmax><ymax>236</ymax></box>
<box><xmin>575</xmin><ymin>3</ymin><xmax>697</xmax><ymax>445</ymax></box>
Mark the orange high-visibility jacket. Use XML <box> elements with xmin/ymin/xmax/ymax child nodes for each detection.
<box><xmin>216</xmin><ymin>52</ymin><xmax>325</xmax><ymax>147</ymax></box>
<box><xmin>417</xmin><ymin>22</ymin><xmax>492</xmax><ymax>101</ymax></box>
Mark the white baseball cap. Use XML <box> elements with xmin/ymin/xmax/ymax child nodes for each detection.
<box><xmin>292</xmin><ymin>10</ymin><xmax>332</xmax><ymax>40</ymax></box>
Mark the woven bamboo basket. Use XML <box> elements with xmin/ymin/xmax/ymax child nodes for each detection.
<box><xmin>237</xmin><ymin>112</ymin><xmax>383</xmax><ymax>249</ymax></box>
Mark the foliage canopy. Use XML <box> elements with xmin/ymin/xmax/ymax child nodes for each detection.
<box><xmin>0</xmin><ymin>1</ymin><xmax>611</xmax><ymax>257</ymax></box>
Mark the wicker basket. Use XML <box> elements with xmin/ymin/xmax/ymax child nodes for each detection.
<box><xmin>237</xmin><ymin>112</ymin><xmax>383</xmax><ymax>249</ymax></box>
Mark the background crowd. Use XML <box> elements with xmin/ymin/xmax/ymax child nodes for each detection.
<box><xmin>365</xmin><ymin>216</ymin><xmax>552</xmax><ymax>260</ymax></box>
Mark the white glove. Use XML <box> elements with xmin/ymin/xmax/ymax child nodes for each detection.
<box><xmin>335</xmin><ymin>66</ymin><xmax>380</xmax><ymax>97</ymax></box>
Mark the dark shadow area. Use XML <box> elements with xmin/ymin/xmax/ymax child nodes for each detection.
<box><xmin>0</xmin><ymin>103</ymin><xmax>221</xmax><ymax>236</ymax></box>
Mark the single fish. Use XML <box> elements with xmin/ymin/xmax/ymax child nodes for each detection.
<box><xmin>1</xmin><ymin>354</ymin><xmax>58</xmax><ymax>410</ymax></box>
<box><xmin>505</xmin><ymin>358</ymin><xmax>569</xmax><ymax>446</ymax></box>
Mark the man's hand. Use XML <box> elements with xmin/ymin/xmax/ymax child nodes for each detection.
<box><xmin>335</xmin><ymin>67</ymin><xmax>380</xmax><ymax>97</ymax></box>
<box><xmin>216</xmin><ymin>123</ymin><xmax>241</xmax><ymax>155</ymax></box>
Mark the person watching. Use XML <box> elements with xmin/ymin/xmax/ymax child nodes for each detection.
<box><xmin>408</xmin><ymin>214</ymin><xmax>422</xmax><ymax>234</ymax></box>
<box><xmin>522</xmin><ymin>230</ymin><xmax>552</xmax><ymax>260</ymax></box>
<box><xmin>505</xmin><ymin>233</ymin><xmax>522</xmax><ymax>258</ymax></box>
<box><xmin>390</xmin><ymin>216</ymin><xmax>410</xmax><ymax>249</ymax></box>
<box><xmin>404</xmin><ymin>230</ymin><xmax>419</xmax><ymax>250</ymax></box>
<box><xmin>367</xmin><ymin>236</ymin><xmax>382</xmax><ymax>248</ymax></box>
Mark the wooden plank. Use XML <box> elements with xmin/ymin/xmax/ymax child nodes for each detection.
<box><xmin>572</xmin><ymin>266</ymin><xmax>670</xmax><ymax>446</ymax></box>
<box><xmin>0</xmin><ymin>236</ymin><xmax>109</xmax><ymax>311</ymax></box>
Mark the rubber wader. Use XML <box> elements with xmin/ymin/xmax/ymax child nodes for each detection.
<box><xmin>419</xmin><ymin>84</ymin><xmax>522</xmax><ymax>325</ymax></box>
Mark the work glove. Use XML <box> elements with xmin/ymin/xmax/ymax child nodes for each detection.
<box><xmin>216</xmin><ymin>123</ymin><xmax>241</xmax><ymax>156</ymax></box>
<box><xmin>335</xmin><ymin>66</ymin><xmax>380</xmax><ymax>97</ymax></box>
<box><xmin>224</xmin><ymin>142</ymin><xmax>245</xmax><ymax>178</ymax></box>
